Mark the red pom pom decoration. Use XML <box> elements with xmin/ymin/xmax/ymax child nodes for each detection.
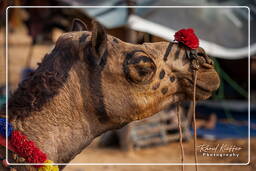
<box><xmin>10</xmin><ymin>130</ymin><xmax>47</xmax><ymax>167</ymax></box>
<box><xmin>174</xmin><ymin>28</ymin><xmax>199</xmax><ymax>49</ymax></box>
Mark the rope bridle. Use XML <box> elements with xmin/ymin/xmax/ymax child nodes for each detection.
<box><xmin>192</xmin><ymin>70</ymin><xmax>199</xmax><ymax>171</ymax></box>
<box><xmin>177</xmin><ymin>47</ymin><xmax>202</xmax><ymax>171</ymax></box>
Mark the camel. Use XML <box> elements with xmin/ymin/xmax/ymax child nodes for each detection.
<box><xmin>0</xmin><ymin>19</ymin><xmax>220</xmax><ymax>170</ymax></box>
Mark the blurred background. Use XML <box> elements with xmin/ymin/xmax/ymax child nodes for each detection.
<box><xmin>0</xmin><ymin>0</ymin><xmax>255</xmax><ymax>171</ymax></box>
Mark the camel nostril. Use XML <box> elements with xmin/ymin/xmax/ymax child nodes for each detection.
<box><xmin>201</xmin><ymin>63</ymin><xmax>214</xmax><ymax>69</ymax></box>
<box><xmin>170</xmin><ymin>76</ymin><xmax>176</xmax><ymax>82</ymax></box>
<box><xmin>198</xmin><ymin>56</ymin><xmax>206</xmax><ymax>65</ymax></box>
<box><xmin>196</xmin><ymin>55</ymin><xmax>214</xmax><ymax>69</ymax></box>
<box><xmin>205</xmin><ymin>56</ymin><xmax>214</xmax><ymax>65</ymax></box>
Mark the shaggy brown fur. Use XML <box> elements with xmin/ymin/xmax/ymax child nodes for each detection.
<box><xmin>5</xmin><ymin>47</ymin><xmax>77</xmax><ymax>120</ymax></box>
<box><xmin>0</xmin><ymin>19</ymin><xmax>220</xmax><ymax>170</ymax></box>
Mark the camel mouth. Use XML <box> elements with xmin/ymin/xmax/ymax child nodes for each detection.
<box><xmin>185</xmin><ymin>78</ymin><xmax>215</xmax><ymax>93</ymax></box>
<box><xmin>188</xmin><ymin>74</ymin><xmax>219</xmax><ymax>91</ymax></box>
<box><xmin>180</xmin><ymin>70</ymin><xmax>220</xmax><ymax>99</ymax></box>
<box><xmin>195</xmin><ymin>76</ymin><xmax>220</xmax><ymax>93</ymax></box>
<box><xmin>196</xmin><ymin>82</ymin><xmax>213</xmax><ymax>93</ymax></box>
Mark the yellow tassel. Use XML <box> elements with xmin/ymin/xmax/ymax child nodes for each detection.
<box><xmin>38</xmin><ymin>160</ymin><xmax>59</xmax><ymax>171</ymax></box>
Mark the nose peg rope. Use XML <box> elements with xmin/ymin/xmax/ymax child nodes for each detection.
<box><xmin>173</xmin><ymin>28</ymin><xmax>200</xmax><ymax>171</ymax></box>
<box><xmin>177</xmin><ymin>68</ymin><xmax>198</xmax><ymax>171</ymax></box>
<box><xmin>176</xmin><ymin>104</ymin><xmax>185</xmax><ymax>171</ymax></box>
<box><xmin>192</xmin><ymin>70</ymin><xmax>198</xmax><ymax>171</ymax></box>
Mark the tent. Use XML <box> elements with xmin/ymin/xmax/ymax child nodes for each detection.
<box><xmin>59</xmin><ymin>0</ymin><xmax>256</xmax><ymax>59</ymax></box>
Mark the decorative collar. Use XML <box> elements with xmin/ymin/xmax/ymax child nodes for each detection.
<box><xmin>0</xmin><ymin>118</ymin><xmax>58</xmax><ymax>171</ymax></box>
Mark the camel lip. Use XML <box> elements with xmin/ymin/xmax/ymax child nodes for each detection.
<box><xmin>184</xmin><ymin>78</ymin><xmax>216</xmax><ymax>93</ymax></box>
<box><xmin>201</xmin><ymin>63</ymin><xmax>214</xmax><ymax>69</ymax></box>
<box><xmin>196</xmin><ymin>83</ymin><xmax>213</xmax><ymax>93</ymax></box>
<box><xmin>177</xmin><ymin>69</ymin><xmax>220</xmax><ymax>93</ymax></box>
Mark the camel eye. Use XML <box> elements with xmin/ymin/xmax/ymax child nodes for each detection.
<box><xmin>124</xmin><ymin>56</ymin><xmax>156</xmax><ymax>84</ymax></box>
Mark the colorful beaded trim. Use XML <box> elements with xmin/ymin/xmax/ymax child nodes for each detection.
<box><xmin>0</xmin><ymin>118</ymin><xmax>58</xmax><ymax>171</ymax></box>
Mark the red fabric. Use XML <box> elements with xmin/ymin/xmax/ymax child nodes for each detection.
<box><xmin>174</xmin><ymin>28</ymin><xmax>199</xmax><ymax>49</ymax></box>
<box><xmin>10</xmin><ymin>131</ymin><xmax>47</xmax><ymax>167</ymax></box>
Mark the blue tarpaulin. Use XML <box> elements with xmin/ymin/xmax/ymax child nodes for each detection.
<box><xmin>191</xmin><ymin>101</ymin><xmax>254</xmax><ymax>140</ymax></box>
<box><xmin>194</xmin><ymin>122</ymin><xmax>255</xmax><ymax>139</ymax></box>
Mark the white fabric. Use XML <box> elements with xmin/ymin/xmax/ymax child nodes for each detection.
<box><xmin>128</xmin><ymin>15</ymin><xmax>253</xmax><ymax>59</ymax></box>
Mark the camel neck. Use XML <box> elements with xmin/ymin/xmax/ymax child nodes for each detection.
<box><xmin>10</xmin><ymin>99</ymin><xmax>94</xmax><ymax>163</ymax></box>
<box><xmin>6</xmin><ymin>60</ymin><xmax>120</xmax><ymax>164</ymax></box>
<box><xmin>9</xmin><ymin>68</ymin><xmax>114</xmax><ymax>164</ymax></box>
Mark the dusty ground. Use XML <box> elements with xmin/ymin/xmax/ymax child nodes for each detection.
<box><xmin>63</xmin><ymin>138</ymin><xmax>255</xmax><ymax>171</ymax></box>
<box><xmin>0</xmin><ymin>26</ymin><xmax>254</xmax><ymax>171</ymax></box>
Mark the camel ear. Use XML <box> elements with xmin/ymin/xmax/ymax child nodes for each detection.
<box><xmin>91</xmin><ymin>20</ymin><xmax>107</xmax><ymax>65</ymax></box>
<box><xmin>70</xmin><ymin>18</ymin><xmax>88</xmax><ymax>31</ymax></box>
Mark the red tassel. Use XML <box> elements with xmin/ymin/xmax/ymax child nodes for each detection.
<box><xmin>174</xmin><ymin>28</ymin><xmax>199</xmax><ymax>49</ymax></box>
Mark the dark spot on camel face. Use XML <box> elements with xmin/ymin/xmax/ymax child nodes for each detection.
<box><xmin>161</xmin><ymin>87</ymin><xmax>168</xmax><ymax>95</ymax></box>
<box><xmin>159</xmin><ymin>70</ymin><xmax>165</xmax><ymax>79</ymax></box>
<box><xmin>163</xmin><ymin>43</ymin><xmax>173</xmax><ymax>61</ymax></box>
<box><xmin>152</xmin><ymin>82</ymin><xmax>160</xmax><ymax>90</ymax></box>
<box><xmin>170</xmin><ymin>75</ymin><xmax>175</xmax><ymax>82</ymax></box>
<box><xmin>174</xmin><ymin>47</ymin><xmax>181</xmax><ymax>60</ymax></box>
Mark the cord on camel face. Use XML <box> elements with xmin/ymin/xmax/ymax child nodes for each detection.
<box><xmin>177</xmin><ymin>104</ymin><xmax>185</xmax><ymax>171</ymax></box>
<box><xmin>193</xmin><ymin>70</ymin><xmax>198</xmax><ymax>171</ymax></box>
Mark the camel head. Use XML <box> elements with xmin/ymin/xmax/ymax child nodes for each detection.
<box><xmin>53</xmin><ymin>19</ymin><xmax>220</xmax><ymax>125</ymax></box>
<box><xmin>0</xmin><ymin>19</ymin><xmax>220</xmax><ymax>167</ymax></box>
